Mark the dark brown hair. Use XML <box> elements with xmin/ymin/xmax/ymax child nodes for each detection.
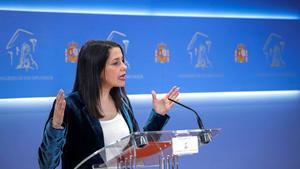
<box><xmin>73</xmin><ymin>40</ymin><xmax>126</xmax><ymax>118</ymax></box>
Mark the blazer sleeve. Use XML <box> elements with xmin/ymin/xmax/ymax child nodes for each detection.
<box><xmin>38</xmin><ymin>101</ymin><xmax>67</xmax><ymax>169</ymax></box>
<box><xmin>143</xmin><ymin>109</ymin><xmax>170</xmax><ymax>131</ymax></box>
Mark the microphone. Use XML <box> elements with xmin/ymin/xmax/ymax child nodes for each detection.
<box><xmin>168</xmin><ymin>98</ymin><xmax>211</xmax><ymax>144</ymax></box>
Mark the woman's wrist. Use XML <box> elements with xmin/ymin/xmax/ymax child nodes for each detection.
<box><xmin>52</xmin><ymin>120</ymin><xmax>64</xmax><ymax>129</ymax></box>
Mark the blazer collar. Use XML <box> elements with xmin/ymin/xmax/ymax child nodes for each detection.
<box><xmin>73</xmin><ymin>91</ymin><xmax>134</xmax><ymax>136</ymax></box>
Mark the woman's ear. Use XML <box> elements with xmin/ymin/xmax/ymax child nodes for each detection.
<box><xmin>100</xmin><ymin>69</ymin><xmax>105</xmax><ymax>81</ymax></box>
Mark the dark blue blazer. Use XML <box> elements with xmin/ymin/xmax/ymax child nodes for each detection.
<box><xmin>38</xmin><ymin>91</ymin><xmax>169</xmax><ymax>169</ymax></box>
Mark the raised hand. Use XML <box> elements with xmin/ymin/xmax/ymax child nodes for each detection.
<box><xmin>52</xmin><ymin>89</ymin><xmax>66</xmax><ymax>129</ymax></box>
<box><xmin>151</xmin><ymin>86</ymin><xmax>180</xmax><ymax>115</ymax></box>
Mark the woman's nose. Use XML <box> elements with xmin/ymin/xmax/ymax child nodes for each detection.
<box><xmin>122</xmin><ymin>61</ymin><xmax>127</xmax><ymax>70</ymax></box>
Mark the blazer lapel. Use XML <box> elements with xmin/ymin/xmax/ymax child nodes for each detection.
<box><xmin>120</xmin><ymin>104</ymin><xmax>134</xmax><ymax>133</ymax></box>
<box><xmin>82</xmin><ymin>106</ymin><xmax>103</xmax><ymax>145</ymax></box>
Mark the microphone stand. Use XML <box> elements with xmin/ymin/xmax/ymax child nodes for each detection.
<box><xmin>168</xmin><ymin>98</ymin><xmax>211</xmax><ymax>144</ymax></box>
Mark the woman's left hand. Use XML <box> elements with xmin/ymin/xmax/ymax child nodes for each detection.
<box><xmin>152</xmin><ymin>86</ymin><xmax>180</xmax><ymax>115</ymax></box>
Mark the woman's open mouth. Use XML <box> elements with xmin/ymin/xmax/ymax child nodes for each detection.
<box><xmin>119</xmin><ymin>74</ymin><xmax>126</xmax><ymax>80</ymax></box>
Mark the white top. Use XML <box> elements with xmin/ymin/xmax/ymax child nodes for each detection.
<box><xmin>100</xmin><ymin>112</ymin><xmax>130</xmax><ymax>146</ymax></box>
<box><xmin>99</xmin><ymin>112</ymin><xmax>130</xmax><ymax>161</ymax></box>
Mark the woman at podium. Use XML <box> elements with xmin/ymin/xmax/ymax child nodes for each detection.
<box><xmin>38</xmin><ymin>40</ymin><xmax>180</xmax><ymax>169</ymax></box>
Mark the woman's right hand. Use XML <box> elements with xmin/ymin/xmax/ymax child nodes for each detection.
<box><xmin>52</xmin><ymin>89</ymin><xmax>66</xmax><ymax>129</ymax></box>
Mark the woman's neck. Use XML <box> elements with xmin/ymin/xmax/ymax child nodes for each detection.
<box><xmin>100</xmin><ymin>84</ymin><xmax>112</xmax><ymax>100</ymax></box>
<box><xmin>99</xmin><ymin>86</ymin><xmax>117</xmax><ymax>119</ymax></box>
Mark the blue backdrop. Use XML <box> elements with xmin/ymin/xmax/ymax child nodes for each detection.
<box><xmin>1</xmin><ymin>10</ymin><xmax>300</xmax><ymax>98</ymax></box>
<box><xmin>0</xmin><ymin>3</ymin><xmax>300</xmax><ymax>169</ymax></box>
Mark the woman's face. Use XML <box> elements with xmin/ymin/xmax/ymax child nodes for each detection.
<box><xmin>101</xmin><ymin>47</ymin><xmax>127</xmax><ymax>89</ymax></box>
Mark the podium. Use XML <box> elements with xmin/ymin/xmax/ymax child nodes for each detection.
<box><xmin>75</xmin><ymin>129</ymin><xmax>220</xmax><ymax>169</ymax></box>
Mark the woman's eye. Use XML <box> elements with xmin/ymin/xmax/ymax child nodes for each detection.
<box><xmin>112</xmin><ymin>61</ymin><xmax>120</xmax><ymax>65</ymax></box>
<box><xmin>111</xmin><ymin>58</ymin><xmax>125</xmax><ymax>66</ymax></box>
